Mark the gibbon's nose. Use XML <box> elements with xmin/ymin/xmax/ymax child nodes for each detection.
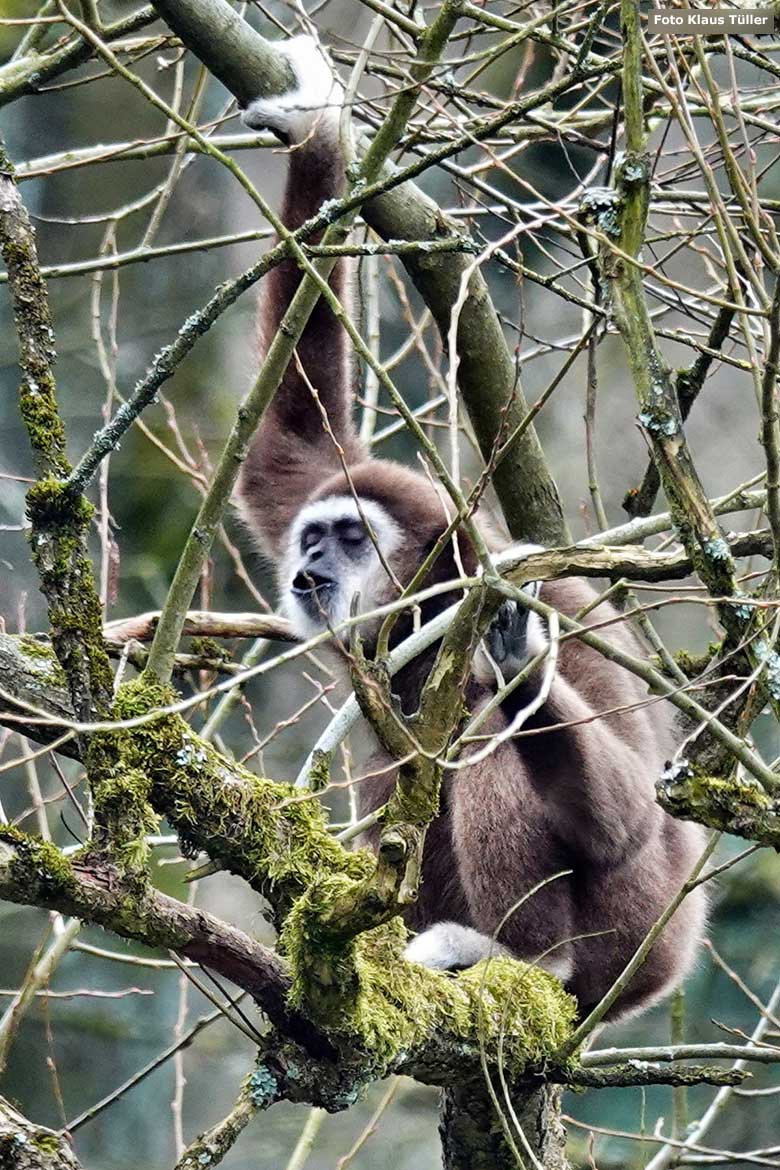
<box><xmin>291</xmin><ymin>569</ymin><xmax>336</xmax><ymax>595</ymax></box>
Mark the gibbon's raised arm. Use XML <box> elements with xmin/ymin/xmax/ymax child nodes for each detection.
<box><xmin>237</xmin><ymin>37</ymin><xmax>366</xmax><ymax>557</ymax></box>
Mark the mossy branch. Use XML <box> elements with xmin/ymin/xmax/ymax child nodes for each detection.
<box><xmin>0</xmin><ymin>148</ymin><xmax>67</xmax><ymax>481</ymax></box>
<box><xmin>0</xmin><ymin>825</ymin><xmax>315</xmax><ymax>1047</ymax></box>
<box><xmin>0</xmin><ymin>1096</ymin><xmax>81</xmax><ymax>1169</ymax></box>
<box><xmin>0</xmin><ymin>820</ymin><xmax>575</xmax><ymax>1085</ymax></box>
<box><xmin>0</xmin><ymin>150</ymin><xmax>113</xmax><ymax>726</ymax></box>
<box><xmin>657</xmin><ymin>761</ymin><xmax>780</xmax><ymax>849</ymax></box>
<box><xmin>0</xmin><ymin>632</ymin><xmax>79</xmax><ymax>757</ymax></box>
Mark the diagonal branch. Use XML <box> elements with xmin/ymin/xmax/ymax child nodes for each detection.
<box><xmin>0</xmin><ymin>826</ymin><xmax>328</xmax><ymax>1054</ymax></box>
<box><xmin>623</xmin><ymin>302</ymin><xmax>736</xmax><ymax>519</ymax></box>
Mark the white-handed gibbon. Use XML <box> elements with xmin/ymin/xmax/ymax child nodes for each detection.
<box><xmin>237</xmin><ymin>36</ymin><xmax>706</xmax><ymax>1021</ymax></box>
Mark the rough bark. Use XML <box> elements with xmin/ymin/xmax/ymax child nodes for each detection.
<box><xmin>0</xmin><ymin>1097</ymin><xmax>81</xmax><ymax>1169</ymax></box>
<box><xmin>440</xmin><ymin>1082</ymin><xmax>569</xmax><ymax>1170</ymax></box>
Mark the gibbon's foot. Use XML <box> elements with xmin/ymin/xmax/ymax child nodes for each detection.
<box><xmin>403</xmin><ymin>922</ymin><xmax>511</xmax><ymax>971</ymax></box>
<box><xmin>404</xmin><ymin>922</ymin><xmax>575</xmax><ymax>983</ymax></box>
<box><xmin>241</xmin><ymin>35</ymin><xmax>343</xmax><ymax>145</ymax></box>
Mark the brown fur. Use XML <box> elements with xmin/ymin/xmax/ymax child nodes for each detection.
<box><xmin>238</xmin><ymin>113</ymin><xmax>707</xmax><ymax>1023</ymax></box>
<box><xmin>358</xmin><ymin>578</ymin><xmax>706</xmax><ymax>1019</ymax></box>
<box><xmin>237</xmin><ymin>134</ymin><xmax>365</xmax><ymax>554</ymax></box>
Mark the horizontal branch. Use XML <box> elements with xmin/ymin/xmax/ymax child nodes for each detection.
<box><xmin>0</xmin><ymin>829</ymin><xmax>336</xmax><ymax>1056</ymax></box>
<box><xmin>552</xmin><ymin>1063</ymin><xmax>747</xmax><ymax>1089</ymax></box>
<box><xmin>103</xmin><ymin>610</ymin><xmax>294</xmax><ymax>647</ymax></box>
<box><xmin>584</xmin><ymin>1042</ymin><xmax>780</xmax><ymax>1066</ymax></box>
<box><xmin>14</xmin><ymin>132</ymin><xmax>276</xmax><ymax>180</ymax></box>
<box><xmin>498</xmin><ymin>529</ymin><xmax>772</xmax><ymax>585</ymax></box>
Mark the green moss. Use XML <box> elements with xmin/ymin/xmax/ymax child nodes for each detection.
<box><xmin>673</xmin><ymin>648</ymin><xmax>713</xmax><ymax>677</ymax></box>
<box><xmin>0</xmin><ymin>151</ymin><xmax>68</xmax><ymax>479</ymax></box>
<box><xmin>19</xmin><ymin>634</ymin><xmax>55</xmax><ymax>661</ymax></box>
<box><xmin>189</xmin><ymin>636</ymin><xmax>231</xmax><ymax>664</ymax></box>
<box><xmin>31</xmin><ymin>1133</ymin><xmax>62</xmax><ymax>1155</ymax></box>
<box><xmin>658</xmin><ymin>760</ymin><xmax>780</xmax><ymax>848</ymax></box>
<box><xmin>19</xmin><ymin>369</ymin><xmax>68</xmax><ymax>475</ymax></box>
<box><xmin>108</xmin><ymin>678</ymin><xmax>372</xmax><ymax>910</ymax></box>
<box><xmin>17</xmin><ymin>633</ymin><xmax>68</xmax><ymax>686</ymax></box>
<box><xmin>307</xmin><ymin>749</ymin><xmax>332</xmax><ymax>793</ymax></box>
<box><xmin>90</xmin><ymin>759</ymin><xmax>159</xmax><ymax>875</ymax></box>
<box><xmin>281</xmin><ymin>884</ymin><xmax>575</xmax><ymax>1069</ymax></box>
<box><xmin>87</xmin><ymin>679</ymin><xmax>575</xmax><ymax>1074</ymax></box>
<box><xmin>25</xmin><ymin>478</ymin><xmax>114</xmax><ymax>706</ymax></box>
<box><xmin>0</xmin><ymin>824</ymin><xmax>78</xmax><ymax>900</ymax></box>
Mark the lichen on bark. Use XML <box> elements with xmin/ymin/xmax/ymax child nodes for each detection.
<box><xmin>658</xmin><ymin>760</ymin><xmax>780</xmax><ymax>848</ymax></box>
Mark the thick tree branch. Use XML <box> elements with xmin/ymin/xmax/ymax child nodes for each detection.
<box><xmin>0</xmin><ymin>1097</ymin><xmax>81</xmax><ymax>1169</ymax></box>
<box><xmin>102</xmin><ymin>610</ymin><xmax>294</xmax><ymax>647</ymax></box>
<box><xmin>0</xmin><ymin>828</ymin><xmax>318</xmax><ymax>1049</ymax></box>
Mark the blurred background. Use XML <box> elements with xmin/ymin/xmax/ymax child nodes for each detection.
<box><xmin>2</xmin><ymin>0</ymin><xmax>780</xmax><ymax>1165</ymax></box>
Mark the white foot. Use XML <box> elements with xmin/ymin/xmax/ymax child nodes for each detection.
<box><xmin>404</xmin><ymin>922</ymin><xmax>511</xmax><ymax>970</ymax></box>
<box><xmin>404</xmin><ymin>921</ymin><xmax>574</xmax><ymax>984</ymax></box>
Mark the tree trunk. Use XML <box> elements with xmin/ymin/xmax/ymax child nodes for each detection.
<box><xmin>440</xmin><ymin>1080</ymin><xmax>570</xmax><ymax>1170</ymax></box>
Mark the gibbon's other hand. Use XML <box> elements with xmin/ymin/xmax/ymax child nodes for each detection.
<box><xmin>485</xmin><ymin>583</ymin><xmax>544</xmax><ymax>680</ymax></box>
<box><xmin>241</xmin><ymin>35</ymin><xmax>344</xmax><ymax>145</ymax></box>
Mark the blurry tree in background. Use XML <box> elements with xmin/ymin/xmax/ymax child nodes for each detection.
<box><xmin>3</xmin><ymin>0</ymin><xmax>780</xmax><ymax>1166</ymax></box>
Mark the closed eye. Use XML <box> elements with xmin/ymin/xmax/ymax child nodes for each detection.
<box><xmin>335</xmin><ymin>520</ymin><xmax>366</xmax><ymax>546</ymax></box>
<box><xmin>301</xmin><ymin>523</ymin><xmax>325</xmax><ymax>552</ymax></box>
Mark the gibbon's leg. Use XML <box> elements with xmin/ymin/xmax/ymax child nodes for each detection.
<box><xmin>404</xmin><ymin>728</ymin><xmax>578</xmax><ymax>981</ymax></box>
<box><xmin>236</xmin><ymin>36</ymin><xmax>366</xmax><ymax>557</ymax></box>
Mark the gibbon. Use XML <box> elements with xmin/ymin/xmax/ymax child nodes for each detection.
<box><xmin>237</xmin><ymin>36</ymin><xmax>706</xmax><ymax>1020</ymax></box>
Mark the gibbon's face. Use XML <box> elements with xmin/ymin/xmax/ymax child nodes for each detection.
<box><xmin>282</xmin><ymin>495</ymin><xmax>403</xmax><ymax>640</ymax></box>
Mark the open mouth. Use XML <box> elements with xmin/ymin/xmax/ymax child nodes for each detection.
<box><xmin>291</xmin><ymin>570</ymin><xmax>336</xmax><ymax>597</ymax></box>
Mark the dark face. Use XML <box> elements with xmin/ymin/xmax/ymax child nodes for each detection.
<box><xmin>283</xmin><ymin>496</ymin><xmax>402</xmax><ymax>638</ymax></box>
